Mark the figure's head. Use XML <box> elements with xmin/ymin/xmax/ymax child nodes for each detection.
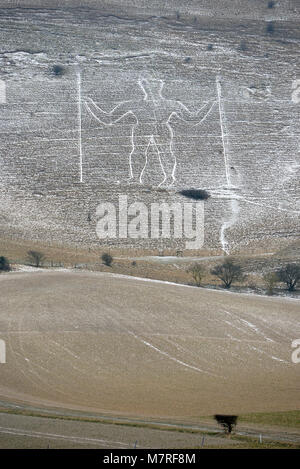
<box><xmin>139</xmin><ymin>78</ymin><xmax>164</xmax><ymax>99</ymax></box>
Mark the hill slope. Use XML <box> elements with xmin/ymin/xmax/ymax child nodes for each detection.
<box><xmin>0</xmin><ymin>270</ymin><xmax>299</xmax><ymax>418</ymax></box>
<box><xmin>0</xmin><ymin>1</ymin><xmax>299</xmax><ymax>253</ymax></box>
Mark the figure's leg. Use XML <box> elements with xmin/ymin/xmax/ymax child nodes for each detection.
<box><xmin>128</xmin><ymin>129</ymin><xmax>151</xmax><ymax>184</ymax></box>
<box><xmin>154</xmin><ymin>124</ymin><xmax>176</xmax><ymax>187</ymax></box>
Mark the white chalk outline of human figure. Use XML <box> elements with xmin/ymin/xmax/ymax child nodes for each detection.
<box><xmin>85</xmin><ymin>78</ymin><xmax>216</xmax><ymax>187</ymax></box>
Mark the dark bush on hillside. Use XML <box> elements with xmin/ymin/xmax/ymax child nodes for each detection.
<box><xmin>214</xmin><ymin>415</ymin><xmax>238</xmax><ymax>435</ymax></box>
<box><xmin>102</xmin><ymin>252</ymin><xmax>113</xmax><ymax>266</ymax></box>
<box><xmin>239</xmin><ymin>41</ymin><xmax>247</xmax><ymax>51</ymax></box>
<box><xmin>266</xmin><ymin>22</ymin><xmax>275</xmax><ymax>34</ymax></box>
<box><xmin>52</xmin><ymin>65</ymin><xmax>65</xmax><ymax>76</ymax></box>
<box><xmin>179</xmin><ymin>189</ymin><xmax>210</xmax><ymax>200</ymax></box>
<box><xmin>0</xmin><ymin>256</ymin><xmax>10</xmax><ymax>272</ymax></box>
<box><xmin>277</xmin><ymin>264</ymin><xmax>300</xmax><ymax>292</ymax></box>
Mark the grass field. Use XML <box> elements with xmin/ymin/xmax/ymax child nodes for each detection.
<box><xmin>0</xmin><ymin>270</ymin><xmax>299</xmax><ymax>419</ymax></box>
<box><xmin>239</xmin><ymin>410</ymin><xmax>300</xmax><ymax>428</ymax></box>
<box><xmin>0</xmin><ymin>407</ymin><xmax>299</xmax><ymax>449</ymax></box>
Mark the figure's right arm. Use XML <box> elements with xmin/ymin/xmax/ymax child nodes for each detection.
<box><xmin>84</xmin><ymin>98</ymin><xmax>132</xmax><ymax>125</ymax></box>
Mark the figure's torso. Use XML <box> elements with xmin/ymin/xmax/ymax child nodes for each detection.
<box><xmin>129</xmin><ymin>98</ymin><xmax>176</xmax><ymax>124</ymax></box>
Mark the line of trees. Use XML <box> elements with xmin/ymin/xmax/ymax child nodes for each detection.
<box><xmin>187</xmin><ymin>259</ymin><xmax>245</xmax><ymax>289</ymax></box>
<box><xmin>26</xmin><ymin>250</ymin><xmax>115</xmax><ymax>268</ymax></box>
<box><xmin>0</xmin><ymin>250</ymin><xmax>115</xmax><ymax>271</ymax></box>
<box><xmin>0</xmin><ymin>251</ymin><xmax>47</xmax><ymax>271</ymax></box>
<box><xmin>187</xmin><ymin>259</ymin><xmax>300</xmax><ymax>293</ymax></box>
<box><xmin>2</xmin><ymin>248</ymin><xmax>300</xmax><ymax>295</ymax></box>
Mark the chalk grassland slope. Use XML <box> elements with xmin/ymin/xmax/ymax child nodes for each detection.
<box><xmin>0</xmin><ymin>2</ymin><xmax>299</xmax><ymax>253</ymax></box>
<box><xmin>0</xmin><ymin>271</ymin><xmax>299</xmax><ymax>419</ymax></box>
<box><xmin>0</xmin><ymin>0</ymin><xmax>300</xmax><ymax>20</ymax></box>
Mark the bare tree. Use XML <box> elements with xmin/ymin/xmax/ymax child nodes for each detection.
<box><xmin>263</xmin><ymin>272</ymin><xmax>278</xmax><ymax>295</ymax></box>
<box><xmin>27</xmin><ymin>250</ymin><xmax>46</xmax><ymax>268</ymax></box>
<box><xmin>214</xmin><ymin>415</ymin><xmax>238</xmax><ymax>436</ymax></box>
<box><xmin>187</xmin><ymin>263</ymin><xmax>206</xmax><ymax>286</ymax></box>
<box><xmin>277</xmin><ymin>264</ymin><xmax>300</xmax><ymax>292</ymax></box>
<box><xmin>211</xmin><ymin>259</ymin><xmax>244</xmax><ymax>289</ymax></box>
